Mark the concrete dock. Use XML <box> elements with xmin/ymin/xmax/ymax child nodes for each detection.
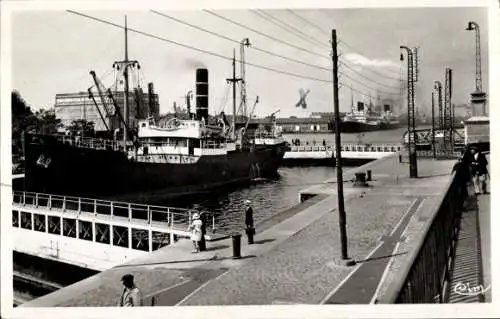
<box><xmin>21</xmin><ymin>154</ymin><xmax>470</xmax><ymax>306</ymax></box>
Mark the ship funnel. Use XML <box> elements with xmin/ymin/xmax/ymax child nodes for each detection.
<box><xmin>196</xmin><ymin>68</ymin><xmax>209</xmax><ymax>122</ymax></box>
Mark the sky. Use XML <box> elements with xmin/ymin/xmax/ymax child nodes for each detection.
<box><xmin>10</xmin><ymin>6</ymin><xmax>489</xmax><ymax>118</ymax></box>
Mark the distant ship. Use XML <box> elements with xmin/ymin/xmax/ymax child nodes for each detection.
<box><xmin>22</xmin><ymin>26</ymin><xmax>288</xmax><ymax>202</ymax></box>
<box><xmin>340</xmin><ymin>111</ymin><xmax>402</xmax><ymax>133</ymax></box>
<box><xmin>340</xmin><ymin>97</ymin><xmax>403</xmax><ymax>133</ymax></box>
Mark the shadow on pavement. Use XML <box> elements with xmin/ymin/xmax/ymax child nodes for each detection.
<box><xmin>116</xmin><ymin>254</ymin><xmax>257</xmax><ymax>268</ymax></box>
<box><xmin>355</xmin><ymin>251</ymin><xmax>408</xmax><ymax>264</ymax></box>
<box><xmin>253</xmin><ymin>238</ymin><xmax>276</xmax><ymax>245</ymax></box>
<box><xmin>417</xmin><ymin>172</ymin><xmax>453</xmax><ymax>179</ymax></box>
<box><xmin>204</xmin><ymin>245</ymin><xmax>230</xmax><ymax>252</ymax></box>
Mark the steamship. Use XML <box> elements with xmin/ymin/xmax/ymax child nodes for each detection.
<box><xmin>23</xmin><ymin>64</ymin><xmax>288</xmax><ymax>202</ymax></box>
<box><xmin>340</xmin><ymin>100</ymin><xmax>402</xmax><ymax>133</ymax></box>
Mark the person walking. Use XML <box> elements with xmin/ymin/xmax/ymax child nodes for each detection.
<box><xmin>469</xmin><ymin>147</ymin><xmax>488</xmax><ymax>195</ymax></box>
<box><xmin>118</xmin><ymin>274</ymin><xmax>143</xmax><ymax>307</ymax></box>
<box><xmin>188</xmin><ymin>212</ymin><xmax>203</xmax><ymax>253</ymax></box>
<box><xmin>244</xmin><ymin>200</ymin><xmax>255</xmax><ymax>244</ymax></box>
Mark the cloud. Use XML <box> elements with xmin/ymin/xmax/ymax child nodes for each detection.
<box><xmin>344</xmin><ymin>53</ymin><xmax>399</xmax><ymax>69</ymax></box>
<box><xmin>184</xmin><ymin>57</ymin><xmax>206</xmax><ymax>69</ymax></box>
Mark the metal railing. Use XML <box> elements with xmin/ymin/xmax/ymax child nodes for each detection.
<box><xmin>12</xmin><ymin>191</ymin><xmax>215</xmax><ymax>232</ymax></box>
<box><xmin>289</xmin><ymin>143</ymin><xmax>402</xmax><ymax>153</ymax></box>
<box><xmin>377</xmin><ymin>162</ymin><xmax>468</xmax><ymax>303</ymax></box>
<box><xmin>403</xmin><ymin>128</ymin><xmax>465</xmax><ymax>145</ymax></box>
<box><xmin>30</xmin><ymin>134</ymin><xmax>129</xmax><ymax>152</ymax></box>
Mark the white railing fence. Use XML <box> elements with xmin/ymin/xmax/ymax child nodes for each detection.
<box><xmin>12</xmin><ymin>191</ymin><xmax>215</xmax><ymax>231</ymax></box>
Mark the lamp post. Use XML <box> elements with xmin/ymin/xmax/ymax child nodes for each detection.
<box><xmin>466</xmin><ymin>21</ymin><xmax>487</xmax><ymax>116</ymax></box>
<box><xmin>400</xmin><ymin>46</ymin><xmax>418</xmax><ymax>178</ymax></box>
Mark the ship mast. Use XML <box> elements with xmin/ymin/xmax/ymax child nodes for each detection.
<box><xmin>226</xmin><ymin>49</ymin><xmax>242</xmax><ymax>141</ymax></box>
<box><xmin>112</xmin><ymin>15</ymin><xmax>139</xmax><ymax>143</ymax></box>
<box><xmin>123</xmin><ymin>16</ymin><xmax>129</xmax><ymax>142</ymax></box>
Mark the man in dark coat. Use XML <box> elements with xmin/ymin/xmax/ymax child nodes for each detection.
<box><xmin>469</xmin><ymin>147</ymin><xmax>488</xmax><ymax>194</ymax></box>
<box><xmin>244</xmin><ymin>200</ymin><xmax>255</xmax><ymax>244</ymax></box>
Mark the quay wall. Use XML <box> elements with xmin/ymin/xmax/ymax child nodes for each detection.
<box><xmin>13</xmin><ymin>228</ymin><xmax>147</xmax><ymax>271</ymax></box>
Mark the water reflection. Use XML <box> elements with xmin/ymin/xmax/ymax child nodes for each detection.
<box><xmin>157</xmin><ymin>167</ymin><xmax>339</xmax><ymax>233</ymax></box>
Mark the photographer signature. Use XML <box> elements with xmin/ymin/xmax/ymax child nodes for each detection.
<box><xmin>453</xmin><ymin>281</ymin><xmax>490</xmax><ymax>296</ymax></box>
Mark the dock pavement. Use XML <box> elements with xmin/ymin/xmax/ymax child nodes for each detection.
<box><xmin>21</xmin><ymin>154</ymin><xmax>456</xmax><ymax>306</ymax></box>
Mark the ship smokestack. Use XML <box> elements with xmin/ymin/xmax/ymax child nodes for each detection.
<box><xmin>196</xmin><ymin>68</ymin><xmax>209</xmax><ymax>122</ymax></box>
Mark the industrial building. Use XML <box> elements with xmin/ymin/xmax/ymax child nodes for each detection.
<box><xmin>54</xmin><ymin>90</ymin><xmax>159</xmax><ymax>132</ymax></box>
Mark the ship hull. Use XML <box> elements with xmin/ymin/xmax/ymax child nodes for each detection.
<box><xmin>23</xmin><ymin>134</ymin><xmax>287</xmax><ymax>203</ymax></box>
<box><xmin>340</xmin><ymin>121</ymin><xmax>401</xmax><ymax>133</ymax></box>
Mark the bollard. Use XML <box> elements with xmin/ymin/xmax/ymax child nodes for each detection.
<box><xmin>199</xmin><ymin>214</ymin><xmax>207</xmax><ymax>252</ymax></box>
<box><xmin>366</xmin><ymin>170</ymin><xmax>372</xmax><ymax>181</ymax></box>
<box><xmin>231</xmin><ymin>233</ymin><xmax>242</xmax><ymax>259</ymax></box>
<box><xmin>353</xmin><ymin>172</ymin><xmax>368</xmax><ymax>187</ymax></box>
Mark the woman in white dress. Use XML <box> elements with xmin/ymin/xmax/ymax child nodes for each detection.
<box><xmin>188</xmin><ymin>212</ymin><xmax>203</xmax><ymax>253</ymax></box>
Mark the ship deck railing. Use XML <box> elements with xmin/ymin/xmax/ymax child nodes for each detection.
<box><xmin>254</xmin><ymin>132</ymin><xmax>282</xmax><ymax>139</ymax></box>
<box><xmin>12</xmin><ymin>191</ymin><xmax>216</xmax><ymax>232</ymax></box>
<box><xmin>53</xmin><ymin>135</ymin><xmax>133</xmax><ymax>152</ymax></box>
<box><xmin>289</xmin><ymin>143</ymin><xmax>403</xmax><ymax>153</ymax></box>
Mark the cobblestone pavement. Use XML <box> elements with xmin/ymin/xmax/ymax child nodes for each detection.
<box><xmin>181</xmin><ymin>161</ymin><xmax>452</xmax><ymax>305</ymax></box>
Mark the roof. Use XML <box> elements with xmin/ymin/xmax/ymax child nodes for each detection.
<box><xmin>274</xmin><ymin>117</ymin><xmax>331</xmax><ymax>124</ymax></box>
<box><xmin>464</xmin><ymin>116</ymin><xmax>489</xmax><ymax>124</ymax></box>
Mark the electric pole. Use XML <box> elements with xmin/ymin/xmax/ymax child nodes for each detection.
<box><xmin>332</xmin><ymin>29</ymin><xmax>354</xmax><ymax>266</ymax></box>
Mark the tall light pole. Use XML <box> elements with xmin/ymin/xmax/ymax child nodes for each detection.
<box><xmin>332</xmin><ymin>29</ymin><xmax>354</xmax><ymax>266</ymax></box>
<box><xmin>400</xmin><ymin>46</ymin><xmax>418</xmax><ymax>178</ymax></box>
<box><xmin>466</xmin><ymin>21</ymin><xmax>487</xmax><ymax>116</ymax></box>
<box><xmin>434</xmin><ymin>81</ymin><xmax>443</xmax><ymax>130</ymax></box>
<box><xmin>431</xmin><ymin>91</ymin><xmax>436</xmax><ymax>158</ymax></box>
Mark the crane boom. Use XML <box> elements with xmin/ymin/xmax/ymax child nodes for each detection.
<box><xmin>244</xmin><ymin>96</ymin><xmax>259</xmax><ymax>133</ymax></box>
<box><xmin>89</xmin><ymin>71</ymin><xmax>116</xmax><ymax>118</ymax></box>
<box><xmin>87</xmin><ymin>88</ymin><xmax>110</xmax><ymax>132</ymax></box>
<box><xmin>107</xmin><ymin>89</ymin><xmax>136</xmax><ymax>140</ymax></box>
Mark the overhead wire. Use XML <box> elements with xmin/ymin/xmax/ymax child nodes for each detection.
<box><xmin>203</xmin><ymin>9</ymin><xmax>332</xmax><ymax>61</ymax></box>
<box><xmin>151</xmin><ymin>10</ymin><xmax>331</xmax><ymax>72</ymax></box>
<box><xmin>68</xmin><ymin>10</ymin><xmax>333</xmax><ymax>83</ymax></box>
<box><xmin>152</xmin><ymin>10</ymin><xmax>399</xmax><ymax>95</ymax></box>
<box><xmin>244</xmin><ymin>10</ymin><xmax>400</xmax><ymax>90</ymax></box>
<box><xmin>68</xmin><ymin>10</ymin><xmax>400</xmax><ymax>103</ymax></box>
<box><xmin>288</xmin><ymin>9</ymin><xmax>402</xmax><ymax>80</ymax></box>
<box><xmin>250</xmin><ymin>9</ymin><xmax>329</xmax><ymax>49</ymax></box>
